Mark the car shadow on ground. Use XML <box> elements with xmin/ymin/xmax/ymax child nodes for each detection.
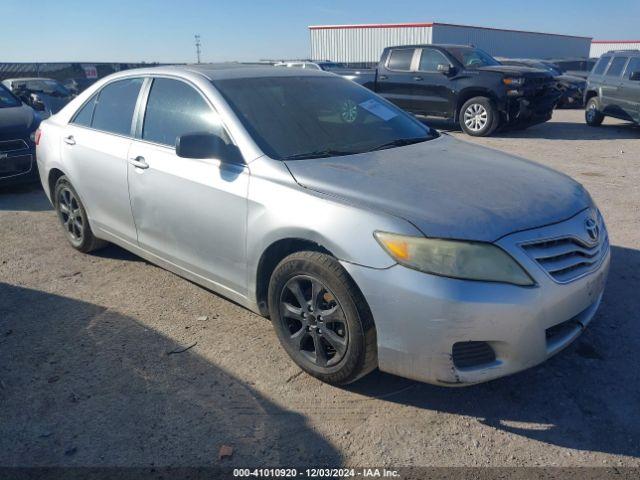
<box><xmin>422</xmin><ymin>117</ymin><xmax>640</xmax><ymax>141</ymax></box>
<box><xmin>347</xmin><ymin>245</ymin><xmax>640</xmax><ymax>459</ymax></box>
<box><xmin>0</xmin><ymin>183</ymin><xmax>51</xmax><ymax>212</ymax></box>
<box><xmin>0</xmin><ymin>283</ymin><xmax>341</xmax><ymax>468</ymax></box>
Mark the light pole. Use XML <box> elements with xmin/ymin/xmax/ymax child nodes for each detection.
<box><xmin>195</xmin><ymin>34</ymin><xmax>202</xmax><ymax>64</ymax></box>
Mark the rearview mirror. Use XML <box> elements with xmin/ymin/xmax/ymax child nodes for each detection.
<box><xmin>630</xmin><ymin>71</ymin><xmax>640</xmax><ymax>81</ymax></box>
<box><xmin>176</xmin><ymin>132</ymin><xmax>243</xmax><ymax>164</ymax></box>
<box><xmin>437</xmin><ymin>64</ymin><xmax>453</xmax><ymax>75</ymax></box>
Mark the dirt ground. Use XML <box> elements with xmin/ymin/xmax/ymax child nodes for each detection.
<box><xmin>1</xmin><ymin>109</ymin><xmax>639</xmax><ymax>469</ymax></box>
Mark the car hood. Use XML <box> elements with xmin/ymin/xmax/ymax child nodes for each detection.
<box><xmin>284</xmin><ymin>135</ymin><xmax>591</xmax><ymax>242</ymax></box>
<box><xmin>476</xmin><ymin>65</ymin><xmax>552</xmax><ymax>78</ymax></box>
<box><xmin>0</xmin><ymin>103</ymin><xmax>38</xmax><ymax>137</ymax></box>
<box><xmin>556</xmin><ymin>74</ymin><xmax>586</xmax><ymax>86</ymax></box>
<box><xmin>39</xmin><ymin>93</ymin><xmax>72</xmax><ymax>114</ymax></box>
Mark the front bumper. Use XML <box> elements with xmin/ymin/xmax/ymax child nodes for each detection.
<box><xmin>502</xmin><ymin>92</ymin><xmax>560</xmax><ymax>127</ymax></box>
<box><xmin>342</xmin><ymin>211</ymin><xmax>610</xmax><ymax>386</ymax></box>
<box><xmin>0</xmin><ymin>140</ymin><xmax>38</xmax><ymax>187</ymax></box>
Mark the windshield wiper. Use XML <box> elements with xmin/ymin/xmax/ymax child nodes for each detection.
<box><xmin>369</xmin><ymin>136</ymin><xmax>430</xmax><ymax>152</ymax></box>
<box><xmin>282</xmin><ymin>149</ymin><xmax>357</xmax><ymax>160</ymax></box>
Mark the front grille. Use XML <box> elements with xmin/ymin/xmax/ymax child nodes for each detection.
<box><xmin>521</xmin><ymin>211</ymin><xmax>609</xmax><ymax>284</ymax></box>
<box><xmin>452</xmin><ymin>341</ymin><xmax>496</xmax><ymax>369</ymax></box>
<box><xmin>0</xmin><ymin>154</ymin><xmax>32</xmax><ymax>176</ymax></box>
<box><xmin>0</xmin><ymin>139</ymin><xmax>29</xmax><ymax>153</ymax></box>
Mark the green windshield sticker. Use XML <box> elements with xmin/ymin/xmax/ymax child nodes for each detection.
<box><xmin>359</xmin><ymin>99</ymin><xmax>397</xmax><ymax>121</ymax></box>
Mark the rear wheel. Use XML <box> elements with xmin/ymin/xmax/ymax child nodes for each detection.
<box><xmin>585</xmin><ymin>97</ymin><xmax>604</xmax><ymax>126</ymax></box>
<box><xmin>54</xmin><ymin>176</ymin><xmax>106</xmax><ymax>253</ymax></box>
<box><xmin>268</xmin><ymin>251</ymin><xmax>377</xmax><ymax>385</ymax></box>
<box><xmin>459</xmin><ymin>96</ymin><xmax>500</xmax><ymax>137</ymax></box>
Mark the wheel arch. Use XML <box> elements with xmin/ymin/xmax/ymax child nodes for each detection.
<box><xmin>454</xmin><ymin>88</ymin><xmax>500</xmax><ymax>122</ymax></box>
<box><xmin>48</xmin><ymin>168</ymin><xmax>66</xmax><ymax>200</ymax></box>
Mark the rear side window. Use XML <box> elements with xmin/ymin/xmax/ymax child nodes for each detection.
<box><xmin>91</xmin><ymin>78</ymin><xmax>144</xmax><ymax>136</ymax></box>
<box><xmin>142</xmin><ymin>78</ymin><xmax>227</xmax><ymax>147</ymax></box>
<box><xmin>418</xmin><ymin>49</ymin><xmax>450</xmax><ymax>72</ymax></box>
<box><xmin>72</xmin><ymin>94</ymin><xmax>97</xmax><ymax>127</ymax></box>
<box><xmin>592</xmin><ymin>56</ymin><xmax>611</xmax><ymax>75</ymax></box>
<box><xmin>387</xmin><ymin>49</ymin><xmax>414</xmax><ymax>71</ymax></box>
<box><xmin>624</xmin><ymin>57</ymin><xmax>640</xmax><ymax>78</ymax></box>
<box><xmin>605</xmin><ymin>57</ymin><xmax>628</xmax><ymax>77</ymax></box>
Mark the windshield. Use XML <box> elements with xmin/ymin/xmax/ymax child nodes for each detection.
<box><xmin>14</xmin><ymin>79</ymin><xmax>71</xmax><ymax>97</ymax></box>
<box><xmin>0</xmin><ymin>84</ymin><xmax>20</xmax><ymax>108</ymax></box>
<box><xmin>448</xmin><ymin>47</ymin><xmax>501</xmax><ymax>69</ymax></box>
<box><xmin>213</xmin><ymin>76</ymin><xmax>436</xmax><ymax>160</ymax></box>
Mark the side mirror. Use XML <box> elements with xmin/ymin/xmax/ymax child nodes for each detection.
<box><xmin>176</xmin><ymin>132</ymin><xmax>243</xmax><ymax>164</ymax></box>
<box><xmin>437</xmin><ymin>64</ymin><xmax>453</xmax><ymax>75</ymax></box>
<box><xmin>630</xmin><ymin>71</ymin><xmax>640</xmax><ymax>81</ymax></box>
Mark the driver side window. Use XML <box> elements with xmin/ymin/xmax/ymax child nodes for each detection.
<box><xmin>142</xmin><ymin>78</ymin><xmax>230</xmax><ymax>147</ymax></box>
<box><xmin>418</xmin><ymin>49</ymin><xmax>451</xmax><ymax>73</ymax></box>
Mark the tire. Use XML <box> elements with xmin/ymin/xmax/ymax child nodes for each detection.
<box><xmin>459</xmin><ymin>96</ymin><xmax>500</xmax><ymax>137</ymax></box>
<box><xmin>53</xmin><ymin>176</ymin><xmax>107</xmax><ymax>253</ymax></box>
<box><xmin>585</xmin><ymin>97</ymin><xmax>604</xmax><ymax>126</ymax></box>
<box><xmin>268</xmin><ymin>251</ymin><xmax>377</xmax><ymax>385</ymax></box>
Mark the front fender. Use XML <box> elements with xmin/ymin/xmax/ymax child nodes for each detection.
<box><xmin>245</xmin><ymin>157</ymin><xmax>423</xmax><ymax>294</ymax></box>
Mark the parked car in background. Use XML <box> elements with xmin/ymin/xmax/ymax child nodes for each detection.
<box><xmin>0</xmin><ymin>83</ymin><xmax>40</xmax><ymax>186</ymax></box>
<box><xmin>547</xmin><ymin>58</ymin><xmax>597</xmax><ymax>79</ymax></box>
<box><xmin>339</xmin><ymin>45</ymin><xmax>561</xmax><ymax>136</ymax></box>
<box><xmin>584</xmin><ymin>50</ymin><xmax>640</xmax><ymax>126</ymax></box>
<box><xmin>498</xmin><ymin>58</ymin><xmax>586</xmax><ymax>107</ymax></box>
<box><xmin>274</xmin><ymin>60</ymin><xmax>347</xmax><ymax>71</ymax></box>
<box><xmin>2</xmin><ymin>78</ymin><xmax>75</xmax><ymax>118</ymax></box>
<box><xmin>63</xmin><ymin>78</ymin><xmax>97</xmax><ymax>94</ymax></box>
<box><xmin>36</xmin><ymin>64</ymin><xmax>609</xmax><ymax>386</ymax></box>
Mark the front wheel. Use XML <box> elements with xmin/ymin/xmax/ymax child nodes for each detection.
<box><xmin>585</xmin><ymin>97</ymin><xmax>604</xmax><ymax>126</ymax></box>
<box><xmin>268</xmin><ymin>251</ymin><xmax>377</xmax><ymax>385</ymax></box>
<box><xmin>459</xmin><ymin>96</ymin><xmax>500</xmax><ymax>137</ymax></box>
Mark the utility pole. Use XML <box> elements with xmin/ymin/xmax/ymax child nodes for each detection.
<box><xmin>195</xmin><ymin>34</ymin><xmax>202</xmax><ymax>64</ymax></box>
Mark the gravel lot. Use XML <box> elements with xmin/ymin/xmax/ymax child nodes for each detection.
<box><xmin>1</xmin><ymin>109</ymin><xmax>639</xmax><ymax>469</ymax></box>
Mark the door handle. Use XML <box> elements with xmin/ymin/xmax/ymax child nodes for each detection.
<box><xmin>412</xmin><ymin>76</ymin><xmax>423</xmax><ymax>81</ymax></box>
<box><xmin>378</xmin><ymin>75</ymin><xmax>388</xmax><ymax>80</ymax></box>
<box><xmin>63</xmin><ymin>135</ymin><xmax>75</xmax><ymax>145</ymax></box>
<box><xmin>128</xmin><ymin>156</ymin><xmax>149</xmax><ymax>169</ymax></box>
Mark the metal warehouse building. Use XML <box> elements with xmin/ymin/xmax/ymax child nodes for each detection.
<box><xmin>309</xmin><ymin>22</ymin><xmax>592</xmax><ymax>64</ymax></box>
<box><xmin>590</xmin><ymin>40</ymin><xmax>640</xmax><ymax>57</ymax></box>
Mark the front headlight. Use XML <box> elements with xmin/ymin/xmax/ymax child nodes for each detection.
<box><xmin>374</xmin><ymin>231</ymin><xmax>534</xmax><ymax>286</ymax></box>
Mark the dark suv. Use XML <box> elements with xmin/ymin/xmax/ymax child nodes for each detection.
<box><xmin>584</xmin><ymin>50</ymin><xmax>640</xmax><ymax>126</ymax></box>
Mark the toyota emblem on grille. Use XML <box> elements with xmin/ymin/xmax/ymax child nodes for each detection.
<box><xmin>585</xmin><ymin>217</ymin><xmax>599</xmax><ymax>242</ymax></box>
<box><xmin>0</xmin><ymin>153</ymin><xmax>7</xmax><ymax>160</ymax></box>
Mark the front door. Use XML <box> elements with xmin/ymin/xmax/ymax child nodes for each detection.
<box><xmin>620</xmin><ymin>57</ymin><xmax>640</xmax><ymax>123</ymax></box>
<box><xmin>412</xmin><ymin>48</ymin><xmax>455</xmax><ymax>118</ymax></box>
<box><xmin>127</xmin><ymin>77</ymin><xmax>249</xmax><ymax>295</ymax></box>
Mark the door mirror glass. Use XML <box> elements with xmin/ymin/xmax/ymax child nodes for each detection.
<box><xmin>630</xmin><ymin>71</ymin><xmax>640</xmax><ymax>81</ymax></box>
<box><xmin>176</xmin><ymin>132</ymin><xmax>243</xmax><ymax>163</ymax></box>
<box><xmin>437</xmin><ymin>64</ymin><xmax>453</xmax><ymax>75</ymax></box>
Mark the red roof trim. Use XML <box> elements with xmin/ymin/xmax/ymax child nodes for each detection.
<box><xmin>592</xmin><ymin>40</ymin><xmax>640</xmax><ymax>44</ymax></box>
<box><xmin>308</xmin><ymin>21</ymin><xmax>592</xmax><ymax>39</ymax></box>
<box><xmin>308</xmin><ymin>22</ymin><xmax>434</xmax><ymax>30</ymax></box>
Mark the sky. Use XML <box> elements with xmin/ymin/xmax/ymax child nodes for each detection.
<box><xmin>2</xmin><ymin>0</ymin><xmax>639</xmax><ymax>63</ymax></box>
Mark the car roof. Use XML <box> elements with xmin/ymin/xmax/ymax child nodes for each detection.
<box><xmin>385</xmin><ymin>44</ymin><xmax>475</xmax><ymax>50</ymax></box>
<box><xmin>121</xmin><ymin>63</ymin><xmax>332</xmax><ymax>81</ymax></box>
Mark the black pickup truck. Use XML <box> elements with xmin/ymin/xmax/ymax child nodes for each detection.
<box><xmin>339</xmin><ymin>45</ymin><xmax>561</xmax><ymax>136</ymax></box>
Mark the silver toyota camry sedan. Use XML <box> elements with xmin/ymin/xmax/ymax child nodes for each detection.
<box><xmin>35</xmin><ymin>65</ymin><xmax>610</xmax><ymax>386</ymax></box>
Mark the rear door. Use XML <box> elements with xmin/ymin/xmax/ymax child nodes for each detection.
<box><xmin>601</xmin><ymin>56</ymin><xmax>629</xmax><ymax>117</ymax></box>
<box><xmin>61</xmin><ymin>77</ymin><xmax>144</xmax><ymax>244</ymax></box>
<box><xmin>620</xmin><ymin>57</ymin><xmax>640</xmax><ymax>123</ymax></box>
<box><xmin>375</xmin><ymin>48</ymin><xmax>420</xmax><ymax>112</ymax></box>
<box><xmin>413</xmin><ymin>47</ymin><xmax>456</xmax><ymax>117</ymax></box>
<box><xmin>127</xmin><ymin>77</ymin><xmax>249</xmax><ymax>295</ymax></box>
